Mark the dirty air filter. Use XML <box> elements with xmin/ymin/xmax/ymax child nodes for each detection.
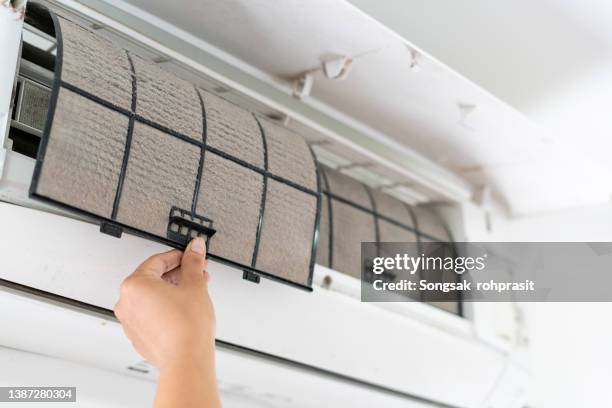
<box><xmin>316</xmin><ymin>165</ymin><xmax>419</xmax><ymax>281</ymax></box>
<box><xmin>316</xmin><ymin>166</ymin><xmax>461</xmax><ymax>314</ymax></box>
<box><xmin>411</xmin><ymin>205</ymin><xmax>461</xmax><ymax>314</ymax></box>
<box><xmin>29</xmin><ymin>6</ymin><xmax>320</xmax><ymax>290</ymax></box>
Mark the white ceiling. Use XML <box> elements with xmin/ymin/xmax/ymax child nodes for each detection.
<box><xmin>118</xmin><ymin>0</ymin><xmax>612</xmax><ymax>215</ymax></box>
<box><xmin>348</xmin><ymin>0</ymin><xmax>612</xmax><ymax>215</ymax></box>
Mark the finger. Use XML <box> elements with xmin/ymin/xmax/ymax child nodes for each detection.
<box><xmin>180</xmin><ymin>237</ymin><xmax>206</xmax><ymax>287</ymax></box>
<box><xmin>113</xmin><ymin>301</ymin><xmax>123</xmax><ymax>322</ymax></box>
<box><xmin>161</xmin><ymin>266</ymin><xmax>181</xmax><ymax>285</ymax></box>
<box><xmin>203</xmin><ymin>270</ymin><xmax>211</xmax><ymax>285</ymax></box>
<box><xmin>131</xmin><ymin>249</ymin><xmax>182</xmax><ymax>278</ymax></box>
<box><xmin>163</xmin><ymin>263</ymin><xmax>207</xmax><ymax>286</ymax></box>
<box><xmin>203</xmin><ymin>258</ymin><xmax>209</xmax><ymax>284</ymax></box>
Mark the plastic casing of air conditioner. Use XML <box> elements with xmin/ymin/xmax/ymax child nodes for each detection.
<box><xmin>0</xmin><ymin>2</ymin><xmax>529</xmax><ymax>407</ymax></box>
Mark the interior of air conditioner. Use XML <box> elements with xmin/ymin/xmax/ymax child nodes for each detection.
<box><xmin>5</xmin><ymin>3</ymin><xmax>465</xmax><ymax>311</ymax></box>
<box><xmin>0</xmin><ymin>2</ymin><xmax>529</xmax><ymax>407</ymax></box>
<box><xmin>8</xmin><ymin>41</ymin><xmax>52</xmax><ymax>158</ymax></box>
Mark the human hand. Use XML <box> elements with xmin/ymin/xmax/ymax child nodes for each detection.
<box><xmin>114</xmin><ymin>237</ymin><xmax>215</xmax><ymax>369</ymax></box>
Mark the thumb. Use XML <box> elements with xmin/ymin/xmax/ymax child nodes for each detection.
<box><xmin>180</xmin><ymin>237</ymin><xmax>207</xmax><ymax>287</ymax></box>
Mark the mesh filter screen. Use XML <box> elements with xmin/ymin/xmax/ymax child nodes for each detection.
<box><xmin>30</xmin><ymin>10</ymin><xmax>320</xmax><ymax>290</ymax></box>
<box><xmin>323</xmin><ymin>165</ymin><xmax>372</xmax><ymax>209</ymax></box>
<box><xmin>319</xmin><ymin>166</ymin><xmax>459</xmax><ymax>313</ymax></box>
<box><xmin>260</xmin><ymin>121</ymin><xmax>318</xmax><ymax>191</ymax></box>
<box><xmin>18</xmin><ymin>80</ymin><xmax>51</xmax><ymax>131</ymax></box>
<box><xmin>196</xmin><ymin>153</ymin><xmax>263</xmax><ymax>267</ymax></box>
<box><xmin>36</xmin><ymin>88</ymin><xmax>128</xmax><ymax>217</ymax></box>
<box><xmin>411</xmin><ymin>206</ymin><xmax>452</xmax><ymax>241</ymax></box>
<box><xmin>132</xmin><ymin>55</ymin><xmax>203</xmax><ymax>140</ymax></box>
<box><xmin>419</xmin><ymin>238</ymin><xmax>461</xmax><ymax>313</ymax></box>
<box><xmin>320</xmin><ymin>165</ymin><xmax>419</xmax><ymax>278</ymax></box>
<box><xmin>371</xmin><ymin>189</ymin><xmax>414</xmax><ymax>225</ymax></box>
<box><xmin>378</xmin><ymin>220</ymin><xmax>417</xmax><ymax>244</ymax></box>
<box><xmin>201</xmin><ymin>91</ymin><xmax>264</xmax><ymax>168</ymax></box>
<box><xmin>116</xmin><ymin>122</ymin><xmax>201</xmax><ymax>236</ymax></box>
<box><xmin>315</xmin><ymin>193</ymin><xmax>331</xmax><ymax>268</ymax></box>
<box><xmin>255</xmin><ymin>180</ymin><xmax>317</xmax><ymax>285</ymax></box>
<box><xmin>59</xmin><ymin>16</ymin><xmax>132</xmax><ymax>108</ymax></box>
<box><xmin>331</xmin><ymin>199</ymin><xmax>376</xmax><ymax>279</ymax></box>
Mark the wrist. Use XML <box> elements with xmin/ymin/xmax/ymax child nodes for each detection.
<box><xmin>160</xmin><ymin>341</ymin><xmax>215</xmax><ymax>373</ymax></box>
<box><xmin>155</xmin><ymin>342</ymin><xmax>221</xmax><ymax>408</ymax></box>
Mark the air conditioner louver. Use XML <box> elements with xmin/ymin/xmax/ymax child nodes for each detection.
<box><xmin>28</xmin><ymin>6</ymin><xmax>320</xmax><ymax>290</ymax></box>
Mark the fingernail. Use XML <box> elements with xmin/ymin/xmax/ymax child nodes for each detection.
<box><xmin>190</xmin><ymin>237</ymin><xmax>205</xmax><ymax>254</ymax></box>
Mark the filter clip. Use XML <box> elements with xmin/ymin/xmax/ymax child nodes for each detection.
<box><xmin>242</xmin><ymin>270</ymin><xmax>261</xmax><ymax>284</ymax></box>
<box><xmin>167</xmin><ymin>207</ymin><xmax>216</xmax><ymax>246</ymax></box>
<box><xmin>100</xmin><ymin>221</ymin><xmax>123</xmax><ymax>238</ymax></box>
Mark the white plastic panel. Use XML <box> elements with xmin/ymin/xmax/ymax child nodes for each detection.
<box><xmin>0</xmin><ymin>288</ymin><xmax>449</xmax><ymax>408</ymax></box>
<box><xmin>0</xmin><ymin>202</ymin><xmax>517</xmax><ymax>407</ymax></box>
<box><xmin>0</xmin><ymin>292</ymin><xmax>433</xmax><ymax>407</ymax></box>
<box><xmin>0</xmin><ymin>347</ymin><xmax>156</xmax><ymax>407</ymax></box>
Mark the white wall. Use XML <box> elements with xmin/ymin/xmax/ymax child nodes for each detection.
<box><xmin>488</xmin><ymin>203</ymin><xmax>612</xmax><ymax>242</ymax></box>
<box><xmin>523</xmin><ymin>303</ymin><xmax>612</xmax><ymax>408</ymax></box>
<box><xmin>484</xmin><ymin>203</ymin><xmax>612</xmax><ymax>408</ymax></box>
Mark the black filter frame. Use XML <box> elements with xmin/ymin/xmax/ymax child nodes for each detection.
<box><xmin>28</xmin><ymin>4</ymin><xmax>321</xmax><ymax>291</ymax></box>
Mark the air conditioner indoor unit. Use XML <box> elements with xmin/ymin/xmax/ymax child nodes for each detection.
<box><xmin>0</xmin><ymin>2</ymin><xmax>528</xmax><ymax>407</ymax></box>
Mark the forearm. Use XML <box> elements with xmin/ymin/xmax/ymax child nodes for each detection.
<box><xmin>116</xmin><ymin>240</ymin><xmax>219</xmax><ymax>407</ymax></box>
<box><xmin>154</xmin><ymin>349</ymin><xmax>221</xmax><ymax>408</ymax></box>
